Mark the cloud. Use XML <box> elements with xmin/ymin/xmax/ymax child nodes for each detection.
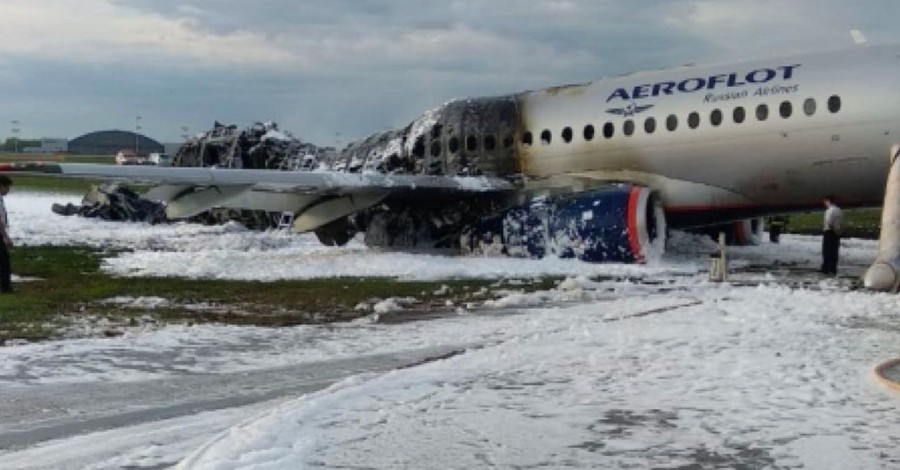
<box><xmin>0</xmin><ymin>0</ymin><xmax>297</xmax><ymax>68</ymax></box>
<box><xmin>665</xmin><ymin>0</ymin><xmax>900</xmax><ymax>57</ymax></box>
<box><xmin>0</xmin><ymin>0</ymin><xmax>897</xmax><ymax>144</ymax></box>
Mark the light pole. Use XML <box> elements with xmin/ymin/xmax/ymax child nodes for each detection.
<box><xmin>10</xmin><ymin>120</ymin><xmax>19</xmax><ymax>153</ymax></box>
<box><xmin>135</xmin><ymin>115</ymin><xmax>142</xmax><ymax>155</ymax></box>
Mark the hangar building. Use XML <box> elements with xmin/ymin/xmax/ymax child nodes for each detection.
<box><xmin>68</xmin><ymin>130</ymin><xmax>164</xmax><ymax>156</ymax></box>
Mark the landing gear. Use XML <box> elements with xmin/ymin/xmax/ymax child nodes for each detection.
<box><xmin>314</xmin><ymin>217</ymin><xmax>357</xmax><ymax>247</ymax></box>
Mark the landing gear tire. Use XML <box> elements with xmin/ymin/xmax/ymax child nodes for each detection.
<box><xmin>314</xmin><ymin>217</ymin><xmax>356</xmax><ymax>247</ymax></box>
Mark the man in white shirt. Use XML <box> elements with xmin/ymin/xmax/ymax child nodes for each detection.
<box><xmin>0</xmin><ymin>175</ymin><xmax>11</xmax><ymax>293</ymax></box>
<box><xmin>821</xmin><ymin>195</ymin><xmax>843</xmax><ymax>276</ymax></box>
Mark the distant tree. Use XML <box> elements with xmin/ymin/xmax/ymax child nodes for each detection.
<box><xmin>2</xmin><ymin>138</ymin><xmax>40</xmax><ymax>152</ymax></box>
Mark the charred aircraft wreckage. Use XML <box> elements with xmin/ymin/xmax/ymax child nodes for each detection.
<box><xmin>319</xmin><ymin>95</ymin><xmax>669</xmax><ymax>261</ymax></box>
<box><xmin>15</xmin><ymin>44</ymin><xmax>900</xmax><ymax>287</ymax></box>
<box><xmin>54</xmin><ymin>122</ymin><xmax>321</xmax><ymax>229</ymax></box>
<box><xmin>52</xmin><ymin>97</ymin><xmax>670</xmax><ymax>263</ymax></box>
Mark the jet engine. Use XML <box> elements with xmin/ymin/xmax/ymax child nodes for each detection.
<box><xmin>463</xmin><ymin>186</ymin><xmax>666</xmax><ymax>263</ymax></box>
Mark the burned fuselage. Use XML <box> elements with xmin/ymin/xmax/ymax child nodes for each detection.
<box><xmin>324</xmin><ymin>95</ymin><xmax>522</xmax><ymax>177</ymax></box>
<box><xmin>320</xmin><ymin>95</ymin><xmax>530</xmax><ymax>251</ymax></box>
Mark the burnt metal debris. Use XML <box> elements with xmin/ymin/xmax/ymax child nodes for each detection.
<box><xmin>318</xmin><ymin>96</ymin><xmax>523</xmax><ymax>249</ymax></box>
<box><xmin>173</xmin><ymin>121</ymin><xmax>320</xmax><ymax>171</ymax></box>
<box><xmin>57</xmin><ymin>95</ymin><xmax>528</xmax><ymax>251</ymax></box>
<box><xmin>52</xmin><ymin>183</ymin><xmax>168</xmax><ymax>224</ymax></box>
<box><xmin>57</xmin><ymin>121</ymin><xmax>325</xmax><ymax>228</ymax></box>
<box><xmin>320</xmin><ymin>96</ymin><xmax>520</xmax><ymax>177</ymax></box>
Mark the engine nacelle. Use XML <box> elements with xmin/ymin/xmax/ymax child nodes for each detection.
<box><xmin>464</xmin><ymin>186</ymin><xmax>666</xmax><ymax>263</ymax></box>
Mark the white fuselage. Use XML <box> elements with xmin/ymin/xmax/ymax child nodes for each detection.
<box><xmin>514</xmin><ymin>45</ymin><xmax>900</xmax><ymax>225</ymax></box>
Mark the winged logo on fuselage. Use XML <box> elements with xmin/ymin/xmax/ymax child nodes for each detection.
<box><xmin>606</xmin><ymin>101</ymin><xmax>654</xmax><ymax>117</ymax></box>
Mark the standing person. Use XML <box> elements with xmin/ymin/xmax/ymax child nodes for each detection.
<box><xmin>0</xmin><ymin>175</ymin><xmax>11</xmax><ymax>293</ymax></box>
<box><xmin>821</xmin><ymin>195</ymin><xmax>843</xmax><ymax>276</ymax></box>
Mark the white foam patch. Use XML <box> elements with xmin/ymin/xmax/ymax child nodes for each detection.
<box><xmin>8</xmin><ymin>191</ymin><xmax>698</xmax><ymax>281</ymax></box>
<box><xmin>179</xmin><ymin>286</ymin><xmax>900</xmax><ymax>469</ymax></box>
<box><xmin>2</xmin><ymin>190</ymin><xmax>894</xmax><ymax>469</ymax></box>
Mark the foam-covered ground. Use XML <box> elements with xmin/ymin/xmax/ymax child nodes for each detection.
<box><xmin>1</xmin><ymin>191</ymin><xmax>898</xmax><ymax>469</ymax></box>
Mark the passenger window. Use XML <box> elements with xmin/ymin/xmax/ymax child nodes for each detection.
<box><xmin>644</xmin><ymin>117</ymin><xmax>656</xmax><ymax>134</ymax></box>
<box><xmin>828</xmin><ymin>95</ymin><xmax>842</xmax><ymax>113</ymax></box>
<box><xmin>503</xmin><ymin>134</ymin><xmax>514</xmax><ymax>148</ymax></box>
<box><xmin>756</xmin><ymin>104</ymin><xmax>769</xmax><ymax>121</ymax></box>
<box><xmin>541</xmin><ymin>129</ymin><xmax>552</xmax><ymax>145</ymax></box>
<box><xmin>522</xmin><ymin>131</ymin><xmax>533</xmax><ymax>147</ymax></box>
<box><xmin>603</xmin><ymin>122</ymin><xmax>614</xmax><ymax>138</ymax></box>
<box><xmin>779</xmin><ymin>101</ymin><xmax>793</xmax><ymax>118</ymax></box>
<box><xmin>803</xmin><ymin>98</ymin><xmax>816</xmax><ymax>116</ymax></box>
<box><xmin>710</xmin><ymin>109</ymin><xmax>723</xmax><ymax>126</ymax></box>
<box><xmin>466</xmin><ymin>135</ymin><xmax>478</xmax><ymax>152</ymax></box>
<box><xmin>562</xmin><ymin>127</ymin><xmax>573</xmax><ymax>143</ymax></box>
<box><xmin>623</xmin><ymin>120</ymin><xmax>635</xmax><ymax>136</ymax></box>
<box><xmin>583</xmin><ymin>124</ymin><xmax>595</xmax><ymax>141</ymax></box>
<box><xmin>431</xmin><ymin>125</ymin><xmax>442</xmax><ymax>139</ymax></box>
<box><xmin>666</xmin><ymin>114</ymin><xmax>677</xmax><ymax>132</ymax></box>
<box><xmin>688</xmin><ymin>112</ymin><xmax>700</xmax><ymax>129</ymax></box>
<box><xmin>484</xmin><ymin>135</ymin><xmax>497</xmax><ymax>151</ymax></box>
<box><xmin>413</xmin><ymin>136</ymin><xmax>425</xmax><ymax>158</ymax></box>
<box><xmin>448</xmin><ymin>136</ymin><xmax>459</xmax><ymax>153</ymax></box>
<box><xmin>430</xmin><ymin>140</ymin><xmax>441</xmax><ymax>157</ymax></box>
<box><xmin>733</xmin><ymin>107</ymin><xmax>745</xmax><ymax>124</ymax></box>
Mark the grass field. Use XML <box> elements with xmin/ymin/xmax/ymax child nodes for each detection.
<box><xmin>2</xmin><ymin>153</ymin><xmax>114</xmax><ymax>193</ymax></box>
<box><xmin>779</xmin><ymin>207</ymin><xmax>881</xmax><ymax>238</ymax></box>
<box><xmin>0</xmin><ymin>245</ymin><xmax>556</xmax><ymax>344</ymax></box>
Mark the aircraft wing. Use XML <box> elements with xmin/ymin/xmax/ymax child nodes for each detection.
<box><xmin>0</xmin><ymin>162</ymin><xmax>515</xmax><ymax>232</ymax></box>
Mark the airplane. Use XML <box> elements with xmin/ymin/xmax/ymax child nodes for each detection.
<box><xmin>3</xmin><ymin>43</ymin><xmax>900</xmax><ymax>280</ymax></box>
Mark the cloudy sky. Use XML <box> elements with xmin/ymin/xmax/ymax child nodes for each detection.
<box><xmin>1</xmin><ymin>0</ymin><xmax>898</xmax><ymax>146</ymax></box>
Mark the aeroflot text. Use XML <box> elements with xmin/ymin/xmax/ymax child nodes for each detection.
<box><xmin>606</xmin><ymin>64</ymin><xmax>801</xmax><ymax>102</ymax></box>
